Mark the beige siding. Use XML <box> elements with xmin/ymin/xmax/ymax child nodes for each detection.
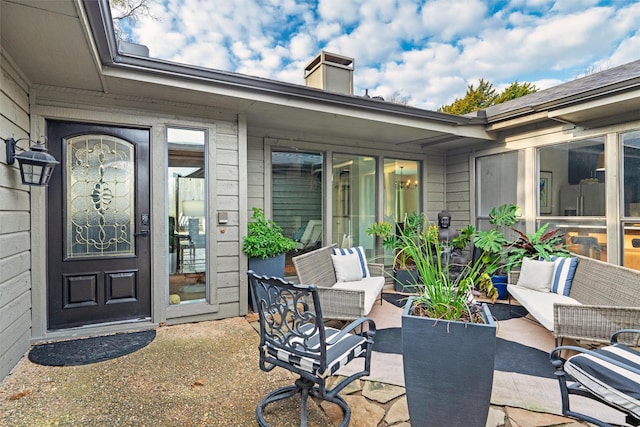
<box><xmin>214</xmin><ymin>121</ymin><xmax>241</xmax><ymax>306</ymax></box>
<box><xmin>0</xmin><ymin>55</ymin><xmax>32</xmax><ymax>381</ymax></box>
<box><xmin>247</xmin><ymin>136</ymin><xmax>265</xmax><ymax>212</ymax></box>
<box><xmin>445</xmin><ymin>151</ymin><xmax>472</xmax><ymax>228</ymax></box>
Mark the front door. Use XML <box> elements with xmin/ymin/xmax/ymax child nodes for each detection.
<box><xmin>46</xmin><ymin>121</ymin><xmax>151</xmax><ymax>330</ymax></box>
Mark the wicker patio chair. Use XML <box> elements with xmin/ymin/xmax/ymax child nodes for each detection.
<box><xmin>247</xmin><ymin>271</ymin><xmax>376</xmax><ymax>427</ymax></box>
<box><xmin>550</xmin><ymin>329</ymin><xmax>640</xmax><ymax>427</ymax></box>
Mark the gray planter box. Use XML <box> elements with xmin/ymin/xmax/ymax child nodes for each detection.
<box><xmin>248</xmin><ymin>253</ymin><xmax>286</xmax><ymax>311</ymax></box>
<box><xmin>401</xmin><ymin>297</ymin><xmax>496</xmax><ymax>427</ymax></box>
<box><xmin>393</xmin><ymin>268</ymin><xmax>419</xmax><ymax>292</ymax></box>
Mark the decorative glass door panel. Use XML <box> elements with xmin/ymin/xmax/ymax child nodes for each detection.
<box><xmin>66</xmin><ymin>135</ymin><xmax>135</xmax><ymax>258</ymax></box>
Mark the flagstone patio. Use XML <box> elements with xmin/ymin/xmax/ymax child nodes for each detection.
<box><xmin>0</xmin><ymin>297</ymin><xmax>629</xmax><ymax>426</ymax></box>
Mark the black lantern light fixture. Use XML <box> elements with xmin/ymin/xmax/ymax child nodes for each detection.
<box><xmin>3</xmin><ymin>137</ymin><xmax>59</xmax><ymax>186</ymax></box>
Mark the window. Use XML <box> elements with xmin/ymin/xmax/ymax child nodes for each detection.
<box><xmin>538</xmin><ymin>137</ymin><xmax>606</xmax><ymax>261</ymax></box>
<box><xmin>272</xmin><ymin>151</ymin><xmax>323</xmax><ymax>276</ymax></box>
<box><xmin>332</xmin><ymin>154</ymin><xmax>376</xmax><ymax>257</ymax></box>
<box><xmin>622</xmin><ymin>130</ymin><xmax>640</xmax><ymax>270</ymax></box>
<box><xmin>167</xmin><ymin>128</ymin><xmax>207</xmax><ymax>304</ymax></box>
<box><xmin>381</xmin><ymin>159</ymin><xmax>420</xmax><ymax>266</ymax></box>
<box><xmin>476</xmin><ymin>152</ymin><xmax>518</xmax><ymax>217</ymax></box>
<box><xmin>538</xmin><ymin>138</ymin><xmax>605</xmax><ymax>217</ymax></box>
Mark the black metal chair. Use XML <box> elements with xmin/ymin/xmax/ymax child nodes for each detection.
<box><xmin>247</xmin><ymin>271</ymin><xmax>376</xmax><ymax>427</ymax></box>
<box><xmin>550</xmin><ymin>329</ymin><xmax>640</xmax><ymax>427</ymax></box>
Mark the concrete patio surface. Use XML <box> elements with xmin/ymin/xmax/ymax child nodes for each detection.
<box><xmin>0</xmin><ymin>297</ymin><xmax>629</xmax><ymax>426</ymax></box>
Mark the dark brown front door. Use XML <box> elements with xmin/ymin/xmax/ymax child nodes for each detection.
<box><xmin>46</xmin><ymin>121</ymin><xmax>151</xmax><ymax>330</ymax></box>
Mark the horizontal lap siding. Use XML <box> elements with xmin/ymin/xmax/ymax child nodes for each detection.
<box><xmin>0</xmin><ymin>58</ymin><xmax>32</xmax><ymax>381</ymax></box>
<box><xmin>445</xmin><ymin>151</ymin><xmax>472</xmax><ymax>229</ymax></box>
<box><xmin>215</xmin><ymin>122</ymin><xmax>241</xmax><ymax>301</ymax></box>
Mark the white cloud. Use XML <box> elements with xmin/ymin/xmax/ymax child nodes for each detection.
<box><xmin>122</xmin><ymin>0</ymin><xmax>640</xmax><ymax>110</ymax></box>
<box><xmin>421</xmin><ymin>0</ymin><xmax>489</xmax><ymax>41</ymax></box>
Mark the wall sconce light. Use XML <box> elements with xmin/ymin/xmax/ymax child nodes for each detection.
<box><xmin>3</xmin><ymin>137</ymin><xmax>59</xmax><ymax>186</ymax></box>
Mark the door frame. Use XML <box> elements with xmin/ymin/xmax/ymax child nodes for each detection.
<box><xmin>30</xmin><ymin>114</ymin><xmax>161</xmax><ymax>341</ymax></box>
<box><xmin>45</xmin><ymin>121</ymin><xmax>152</xmax><ymax>330</ymax></box>
<box><xmin>29</xmin><ymin>110</ymin><xmax>226</xmax><ymax>341</ymax></box>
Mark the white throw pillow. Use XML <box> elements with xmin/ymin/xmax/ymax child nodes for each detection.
<box><xmin>332</xmin><ymin>246</ymin><xmax>370</xmax><ymax>277</ymax></box>
<box><xmin>331</xmin><ymin>252</ymin><xmax>364</xmax><ymax>282</ymax></box>
<box><xmin>516</xmin><ymin>257</ymin><xmax>555</xmax><ymax>292</ymax></box>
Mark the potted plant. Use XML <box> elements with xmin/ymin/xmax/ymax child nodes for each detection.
<box><xmin>367</xmin><ymin>212</ymin><xmax>424</xmax><ymax>291</ymax></box>
<box><xmin>395</xmin><ymin>219</ymin><xmax>499</xmax><ymax>426</ymax></box>
<box><xmin>243</xmin><ymin>207</ymin><xmax>297</xmax><ymax>277</ymax></box>
<box><xmin>474</xmin><ymin>203</ymin><xmax>568</xmax><ymax>298</ymax></box>
<box><xmin>367</xmin><ymin>212</ymin><xmax>480</xmax><ymax>294</ymax></box>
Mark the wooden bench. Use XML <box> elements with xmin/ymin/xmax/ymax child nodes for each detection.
<box><xmin>292</xmin><ymin>244</ymin><xmax>385</xmax><ymax>321</ymax></box>
<box><xmin>507</xmin><ymin>255</ymin><xmax>640</xmax><ymax>344</ymax></box>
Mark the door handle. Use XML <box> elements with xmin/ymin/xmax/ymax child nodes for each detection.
<box><xmin>135</xmin><ymin>229</ymin><xmax>149</xmax><ymax>237</ymax></box>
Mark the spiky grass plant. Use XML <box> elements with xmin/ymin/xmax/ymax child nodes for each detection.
<box><xmin>396</xmin><ymin>220</ymin><xmax>497</xmax><ymax>322</ymax></box>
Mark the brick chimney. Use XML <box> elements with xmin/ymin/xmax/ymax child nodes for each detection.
<box><xmin>304</xmin><ymin>51</ymin><xmax>354</xmax><ymax>95</ymax></box>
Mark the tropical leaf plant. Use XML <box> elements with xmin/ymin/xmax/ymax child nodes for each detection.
<box><xmin>504</xmin><ymin>223</ymin><xmax>569</xmax><ymax>269</ymax></box>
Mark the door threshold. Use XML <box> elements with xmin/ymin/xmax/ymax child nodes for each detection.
<box><xmin>33</xmin><ymin>318</ymin><xmax>157</xmax><ymax>344</ymax></box>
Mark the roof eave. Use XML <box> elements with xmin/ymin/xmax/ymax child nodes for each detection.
<box><xmin>82</xmin><ymin>0</ymin><xmax>478</xmax><ymax>128</ymax></box>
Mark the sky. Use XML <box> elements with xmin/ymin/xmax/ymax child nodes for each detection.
<box><xmin>114</xmin><ymin>0</ymin><xmax>640</xmax><ymax>111</ymax></box>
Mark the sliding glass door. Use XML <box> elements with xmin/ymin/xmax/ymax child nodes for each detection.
<box><xmin>272</xmin><ymin>151</ymin><xmax>323</xmax><ymax>276</ymax></box>
<box><xmin>332</xmin><ymin>154</ymin><xmax>376</xmax><ymax>258</ymax></box>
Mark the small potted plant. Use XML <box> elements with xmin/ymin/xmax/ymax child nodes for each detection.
<box><xmin>367</xmin><ymin>212</ymin><xmax>479</xmax><ymax>293</ymax></box>
<box><xmin>243</xmin><ymin>207</ymin><xmax>297</xmax><ymax>278</ymax></box>
<box><xmin>244</xmin><ymin>208</ymin><xmax>297</xmax><ymax>311</ymax></box>
<box><xmin>367</xmin><ymin>212</ymin><xmax>424</xmax><ymax>291</ymax></box>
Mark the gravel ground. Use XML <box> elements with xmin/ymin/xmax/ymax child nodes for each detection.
<box><xmin>0</xmin><ymin>317</ymin><xmax>333</xmax><ymax>426</ymax></box>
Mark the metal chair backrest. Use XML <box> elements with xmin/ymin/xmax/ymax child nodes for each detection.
<box><xmin>248</xmin><ymin>271</ymin><xmax>329</xmax><ymax>376</ymax></box>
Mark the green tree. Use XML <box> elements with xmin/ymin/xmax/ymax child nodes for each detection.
<box><xmin>439</xmin><ymin>79</ymin><xmax>538</xmax><ymax>115</ymax></box>
<box><xmin>494</xmin><ymin>81</ymin><xmax>538</xmax><ymax>104</ymax></box>
<box><xmin>438</xmin><ymin>78</ymin><xmax>497</xmax><ymax>115</ymax></box>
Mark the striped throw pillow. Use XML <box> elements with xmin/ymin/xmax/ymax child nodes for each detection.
<box><xmin>550</xmin><ymin>256</ymin><xmax>579</xmax><ymax>296</ymax></box>
<box><xmin>333</xmin><ymin>246</ymin><xmax>370</xmax><ymax>278</ymax></box>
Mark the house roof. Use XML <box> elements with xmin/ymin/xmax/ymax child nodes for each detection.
<box><xmin>2</xmin><ymin>0</ymin><xmax>639</xmax><ymax>145</ymax></box>
<box><xmin>0</xmin><ymin>0</ymin><xmax>492</xmax><ymax>151</ymax></box>
<box><xmin>480</xmin><ymin>60</ymin><xmax>640</xmax><ymax>130</ymax></box>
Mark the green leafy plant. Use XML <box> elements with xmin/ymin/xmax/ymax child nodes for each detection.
<box><xmin>367</xmin><ymin>214</ymin><xmax>498</xmax><ymax>305</ymax></box>
<box><xmin>243</xmin><ymin>208</ymin><xmax>297</xmax><ymax>259</ymax></box>
<box><xmin>367</xmin><ymin>212</ymin><xmax>474</xmax><ymax>269</ymax></box>
<box><xmin>504</xmin><ymin>223</ymin><xmax>569</xmax><ymax>268</ymax></box>
<box><xmin>395</xmin><ymin>220</ymin><xmax>498</xmax><ymax>321</ymax></box>
<box><xmin>474</xmin><ymin>203</ymin><xmax>568</xmax><ymax>274</ymax></box>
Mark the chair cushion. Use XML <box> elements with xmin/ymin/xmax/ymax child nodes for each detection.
<box><xmin>564</xmin><ymin>344</ymin><xmax>640</xmax><ymax>419</ymax></box>
<box><xmin>267</xmin><ymin>324</ymin><xmax>367</xmax><ymax>377</ymax></box>
<box><xmin>333</xmin><ymin>276</ymin><xmax>385</xmax><ymax>315</ymax></box>
<box><xmin>331</xmin><ymin>252</ymin><xmax>365</xmax><ymax>282</ymax></box>
<box><xmin>550</xmin><ymin>256</ymin><xmax>579</xmax><ymax>296</ymax></box>
<box><xmin>516</xmin><ymin>257</ymin><xmax>555</xmax><ymax>292</ymax></box>
<box><xmin>333</xmin><ymin>246</ymin><xmax>370</xmax><ymax>278</ymax></box>
<box><xmin>507</xmin><ymin>284</ymin><xmax>580</xmax><ymax>331</ymax></box>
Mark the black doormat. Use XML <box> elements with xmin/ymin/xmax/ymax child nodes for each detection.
<box><xmin>28</xmin><ymin>330</ymin><xmax>156</xmax><ymax>367</ymax></box>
